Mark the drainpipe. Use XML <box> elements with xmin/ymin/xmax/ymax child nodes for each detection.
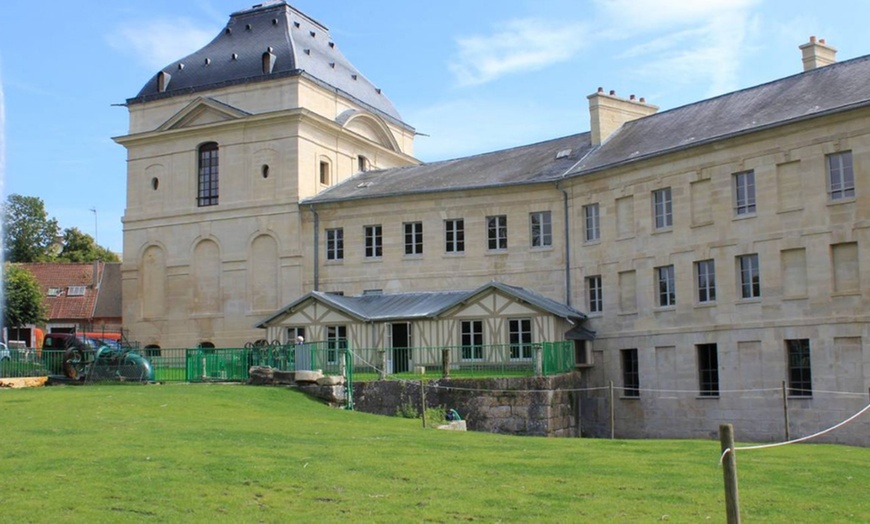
<box><xmin>557</xmin><ymin>182</ymin><xmax>572</xmax><ymax>306</ymax></box>
<box><xmin>310</xmin><ymin>204</ymin><xmax>320</xmax><ymax>291</ymax></box>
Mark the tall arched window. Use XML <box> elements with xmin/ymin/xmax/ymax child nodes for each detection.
<box><xmin>198</xmin><ymin>142</ymin><xmax>219</xmax><ymax>207</ymax></box>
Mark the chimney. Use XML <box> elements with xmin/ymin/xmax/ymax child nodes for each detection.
<box><xmin>799</xmin><ymin>36</ymin><xmax>837</xmax><ymax>71</ymax></box>
<box><xmin>587</xmin><ymin>88</ymin><xmax>658</xmax><ymax>146</ymax></box>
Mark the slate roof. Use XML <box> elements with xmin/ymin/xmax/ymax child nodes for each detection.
<box><xmin>92</xmin><ymin>263</ymin><xmax>122</xmax><ymax>320</ymax></box>
<box><xmin>128</xmin><ymin>1</ymin><xmax>405</xmax><ymax>127</ymax></box>
<box><xmin>305</xmin><ymin>52</ymin><xmax>870</xmax><ymax>204</ymax></box>
<box><xmin>256</xmin><ymin>281</ymin><xmax>586</xmax><ymax>328</ymax></box>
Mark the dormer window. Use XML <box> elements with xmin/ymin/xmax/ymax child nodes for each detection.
<box><xmin>262</xmin><ymin>51</ymin><xmax>276</xmax><ymax>74</ymax></box>
<box><xmin>157</xmin><ymin>71</ymin><xmax>171</xmax><ymax>92</ymax></box>
<box><xmin>358</xmin><ymin>155</ymin><xmax>369</xmax><ymax>173</ymax></box>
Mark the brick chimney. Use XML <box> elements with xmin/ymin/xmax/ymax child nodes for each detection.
<box><xmin>799</xmin><ymin>36</ymin><xmax>837</xmax><ymax>71</ymax></box>
<box><xmin>587</xmin><ymin>88</ymin><xmax>658</xmax><ymax>146</ymax></box>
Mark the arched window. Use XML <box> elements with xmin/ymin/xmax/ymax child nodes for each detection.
<box><xmin>198</xmin><ymin>142</ymin><xmax>219</xmax><ymax>207</ymax></box>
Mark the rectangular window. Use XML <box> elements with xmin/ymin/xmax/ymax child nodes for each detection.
<box><xmin>364</xmin><ymin>225</ymin><xmax>382</xmax><ymax>258</ymax></box>
<box><xmin>530</xmin><ymin>211</ymin><xmax>552</xmax><ymax>248</ymax></box>
<box><xmin>460</xmin><ymin>320</ymin><xmax>483</xmax><ymax>361</ymax></box>
<box><xmin>404</xmin><ymin>222</ymin><xmax>423</xmax><ymax>255</ymax></box>
<box><xmin>286</xmin><ymin>326</ymin><xmax>306</xmax><ymax>343</ymax></box>
<box><xmin>656</xmin><ymin>265</ymin><xmax>676</xmax><ymax>307</ymax></box>
<box><xmin>319</xmin><ymin>161</ymin><xmax>330</xmax><ymax>185</ymax></box>
<box><xmin>734</xmin><ymin>170</ymin><xmax>756</xmax><ymax>216</ymax></box>
<box><xmin>445</xmin><ymin>219</ymin><xmax>465</xmax><ymax>254</ymax></box>
<box><xmin>509</xmin><ymin>318</ymin><xmax>532</xmax><ymax>360</ymax></box>
<box><xmin>584</xmin><ymin>203</ymin><xmax>600</xmax><ymax>242</ymax></box>
<box><xmin>827</xmin><ymin>151</ymin><xmax>854</xmax><ymax>201</ymax></box>
<box><xmin>621</xmin><ymin>349</ymin><xmax>639</xmax><ymax>398</ymax></box>
<box><xmin>326</xmin><ymin>325</ymin><xmax>347</xmax><ymax>365</ymax></box>
<box><xmin>786</xmin><ymin>339</ymin><xmax>812</xmax><ymax>397</ymax></box>
<box><xmin>586</xmin><ymin>275</ymin><xmax>603</xmax><ymax>313</ymax></box>
<box><xmin>695</xmin><ymin>259</ymin><xmax>716</xmax><ymax>303</ymax></box>
<box><xmin>697</xmin><ymin>343</ymin><xmax>719</xmax><ymax>397</ymax></box>
<box><xmin>738</xmin><ymin>254</ymin><xmax>761</xmax><ymax>299</ymax></box>
<box><xmin>652</xmin><ymin>187</ymin><xmax>673</xmax><ymax>230</ymax></box>
<box><xmin>67</xmin><ymin>286</ymin><xmax>87</xmax><ymax>296</ymax></box>
<box><xmin>197</xmin><ymin>142</ymin><xmax>219</xmax><ymax>207</ymax></box>
<box><xmin>487</xmin><ymin>215</ymin><xmax>508</xmax><ymax>251</ymax></box>
<box><xmin>326</xmin><ymin>228</ymin><xmax>343</xmax><ymax>261</ymax></box>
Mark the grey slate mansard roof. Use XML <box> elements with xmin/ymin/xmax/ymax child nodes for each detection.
<box><xmin>256</xmin><ymin>282</ymin><xmax>587</xmax><ymax>328</ymax></box>
<box><xmin>128</xmin><ymin>1</ymin><xmax>407</xmax><ymax>128</ymax></box>
<box><xmin>306</xmin><ymin>52</ymin><xmax>870</xmax><ymax>205</ymax></box>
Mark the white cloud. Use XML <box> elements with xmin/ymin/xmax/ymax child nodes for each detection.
<box><xmin>449</xmin><ymin>18</ymin><xmax>589</xmax><ymax>87</ymax></box>
<box><xmin>595</xmin><ymin>0</ymin><xmax>760</xmax><ymax>31</ymax></box>
<box><xmin>107</xmin><ymin>19</ymin><xmax>216</xmax><ymax>71</ymax></box>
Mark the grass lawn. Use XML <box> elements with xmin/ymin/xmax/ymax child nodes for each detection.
<box><xmin>2</xmin><ymin>384</ymin><xmax>869</xmax><ymax>522</ymax></box>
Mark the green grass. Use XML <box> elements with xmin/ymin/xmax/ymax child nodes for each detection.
<box><xmin>2</xmin><ymin>384</ymin><xmax>869</xmax><ymax>522</ymax></box>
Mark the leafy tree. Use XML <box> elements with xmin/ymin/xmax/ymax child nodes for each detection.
<box><xmin>3</xmin><ymin>264</ymin><xmax>46</xmax><ymax>340</ymax></box>
<box><xmin>57</xmin><ymin>227</ymin><xmax>119</xmax><ymax>262</ymax></box>
<box><xmin>2</xmin><ymin>194</ymin><xmax>60</xmax><ymax>263</ymax></box>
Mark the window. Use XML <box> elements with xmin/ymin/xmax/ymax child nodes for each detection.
<box><xmin>530</xmin><ymin>211</ymin><xmax>552</xmax><ymax>248</ymax></box>
<box><xmin>695</xmin><ymin>259</ymin><xmax>716</xmax><ymax>303</ymax></box>
<box><xmin>326</xmin><ymin>228</ymin><xmax>343</xmax><ymax>261</ymax></box>
<box><xmin>67</xmin><ymin>286</ymin><xmax>86</xmax><ymax>296</ymax></box>
<box><xmin>358</xmin><ymin>155</ymin><xmax>369</xmax><ymax>173</ymax></box>
<box><xmin>584</xmin><ymin>203</ymin><xmax>600</xmax><ymax>242</ymax></box>
<box><xmin>197</xmin><ymin>142</ymin><xmax>219</xmax><ymax>206</ymax></box>
<box><xmin>404</xmin><ymin>222</ymin><xmax>423</xmax><ymax>255</ymax></box>
<box><xmin>738</xmin><ymin>254</ymin><xmax>760</xmax><ymax>299</ymax></box>
<box><xmin>621</xmin><ymin>349</ymin><xmax>639</xmax><ymax>397</ymax></box>
<box><xmin>487</xmin><ymin>215</ymin><xmax>508</xmax><ymax>251</ymax></box>
<box><xmin>656</xmin><ymin>265</ymin><xmax>675</xmax><ymax>307</ymax></box>
<box><xmin>509</xmin><ymin>318</ymin><xmax>532</xmax><ymax>360</ymax></box>
<box><xmin>460</xmin><ymin>320</ymin><xmax>483</xmax><ymax>361</ymax></box>
<box><xmin>445</xmin><ymin>219</ymin><xmax>465</xmax><ymax>254</ymax></box>
<box><xmin>586</xmin><ymin>275</ymin><xmax>603</xmax><ymax>313</ymax></box>
<box><xmin>287</xmin><ymin>327</ymin><xmax>306</xmax><ymax>343</ymax></box>
<box><xmin>326</xmin><ymin>325</ymin><xmax>347</xmax><ymax>365</ymax></box>
<box><xmin>697</xmin><ymin>343</ymin><xmax>719</xmax><ymax>396</ymax></box>
<box><xmin>827</xmin><ymin>151</ymin><xmax>854</xmax><ymax>201</ymax></box>
<box><xmin>47</xmin><ymin>287</ymin><xmax>62</xmax><ymax>296</ymax></box>
<box><xmin>652</xmin><ymin>187</ymin><xmax>672</xmax><ymax>230</ymax></box>
<box><xmin>364</xmin><ymin>225</ymin><xmax>382</xmax><ymax>258</ymax></box>
<box><xmin>734</xmin><ymin>170</ymin><xmax>756</xmax><ymax>216</ymax></box>
<box><xmin>319</xmin><ymin>160</ymin><xmax>331</xmax><ymax>185</ymax></box>
<box><xmin>786</xmin><ymin>339</ymin><xmax>812</xmax><ymax>397</ymax></box>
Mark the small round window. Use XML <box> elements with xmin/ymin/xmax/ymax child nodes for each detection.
<box><xmin>151</xmin><ymin>177</ymin><xmax>159</xmax><ymax>190</ymax></box>
<box><xmin>261</xmin><ymin>164</ymin><xmax>270</xmax><ymax>178</ymax></box>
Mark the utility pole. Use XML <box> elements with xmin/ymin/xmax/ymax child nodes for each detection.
<box><xmin>90</xmin><ymin>207</ymin><xmax>98</xmax><ymax>246</ymax></box>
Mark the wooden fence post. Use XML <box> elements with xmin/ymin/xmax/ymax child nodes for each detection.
<box><xmin>719</xmin><ymin>424</ymin><xmax>741</xmax><ymax>524</ymax></box>
<box><xmin>782</xmin><ymin>381</ymin><xmax>790</xmax><ymax>441</ymax></box>
<box><xmin>421</xmin><ymin>379</ymin><xmax>427</xmax><ymax>428</ymax></box>
<box><xmin>609</xmin><ymin>380</ymin><xmax>615</xmax><ymax>440</ymax></box>
<box><xmin>534</xmin><ymin>345</ymin><xmax>543</xmax><ymax>377</ymax></box>
<box><xmin>442</xmin><ymin>349</ymin><xmax>450</xmax><ymax>379</ymax></box>
<box><xmin>378</xmin><ymin>350</ymin><xmax>386</xmax><ymax>380</ymax></box>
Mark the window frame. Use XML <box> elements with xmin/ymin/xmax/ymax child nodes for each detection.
<box><xmin>460</xmin><ymin>320</ymin><xmax>483</xmax><ymax>361</ymax></box>
<box><xmin>786</xmin><ymin>339</ymin><xmax>812</xmax><ymax>397</ymax></box>
<box><xmin>445</xmin><ymin>219</ymin><xmax>465</xmax><ymax>254</ymax></box>
<box><xmin>697</xmin><ymin>343</ymin><xmax>719</xmax><ymax>397</ymax></box>
<box><xmin>652</xmin><ymin>187</ymin><xmax>673</xmax><ymax>230</ymax></box>
<box><xmin>733</xmin><ymin>170</ymin><xmax>756</xmax><ymax>216</ymax></box>
<box><xmin>827</xmin><ymin>151</ymin><xmax>854</xmax><ymax>201</ymax></box>
<box><xmin>621</xmin><ymin>348</ymin><xmax>639</xmax><ymax>398</ymax></box>
<box><xmin>364</xmin><ymin>224</ymin><xmax>382</xmax><ymax>259</ymax></box>
<box><xmin>508</xmin><ymin>318</ymin><xmax>532</xmax><ymax>360</ymax></box>
<box><xmin>487</xmin><ymin>215</ymin><xmax>508</xmax><ymax>251</ymax></box>
<box><xmin>197</xmin><ymin>142</ymin><xmax>219</xmax><ymax>207</ymax></box>
<box><xmin>403</xmin><ymin>222</ymin><xmax>423</xmax><ymax>256</ymax></box>
<box><xmin>695</xmin><ymin>259</ymin><xmax>716</xmax><ymax>304</ymax></box>
<box><xmin>737</xmin><ymin>253</ymin><xmax>761</xmax><ymax>299</ymax></box>
<box><xmin>325</xmin><ymin>227</ymin><xmax>344</xmax><ymax>261</ymax></box>
<box><xmin>656</xmin><ymin>265</ymin><xmax>676</xmax><ymax>307</ymax></box>
<box><xmin>586</xmin><ymin>275</ymin><xmax>603</xmax><ymax>314</ymax></box>
<box><xmin>529</xmin><ymin>211</ymin><xmax>552</xmax><ymax>248</ymax></box>
<box><xmin>326</xmin><ymin>325</ymin><xmax>347</xmax><ymax>365</ymax></box>
<box><xmin>583</xmin><ymin>203</ymin><xmax>600</xmax><ymax>242</ymax></box>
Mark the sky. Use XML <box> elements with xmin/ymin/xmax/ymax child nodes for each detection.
<box><xmin>1</xmin><ymin>0</ymin><xmax>868</xmax><ymax>255</ymax></box>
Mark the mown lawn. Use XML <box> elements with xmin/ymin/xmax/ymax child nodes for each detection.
<box><xmin>1</xmin><ymin>384</ymin><xmax>868</xmax><ymax>522</ymax></box>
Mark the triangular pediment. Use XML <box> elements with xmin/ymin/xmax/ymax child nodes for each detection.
<box><xmin>158</xmin><ymin>97</ymin><xmax>251</xmax><ymax>131</ymax></box>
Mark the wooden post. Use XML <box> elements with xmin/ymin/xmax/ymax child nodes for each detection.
<box><xmin>421</xmin><ymin>379</ymin><xmax>427</xmax><ymax>428</ymax></box>
<box><xmin>719</xmin><ymin>424</ymin><xmax>741</xmax><ymax>524</ymax></box>
<box><xmin>534</xmin><ymin>345</ymin><xmax>543</xmax><ymax>377</ymax></box>
<box><xmin>609</xmin><ymin>380</ymin><xmax>615</xmax><ymax>440</ymax></box>
<box><xmin>442</xmin><ymin>349</ymin><xmax>450</xmax><ymax>379</ymax></box>
<box><xmin>378</xmin><ymin>350</ymin><xmax>386</xmax><ymax>380</ymax></box>
<box><xmin>781</xmin><ymin>381</ymin><xmax>790</xmax><ymax>441</ymax></box>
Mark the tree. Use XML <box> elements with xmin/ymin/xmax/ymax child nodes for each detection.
<box><xmin>57</xmin><ymin>227</ymin><xmax>119</xmax><ymax>262</ymax></box>
<box><xmin>2</xmin><ymin>194</ymin><xmax>60</xmax><ymax>263</ymax></box>
<box><xmin>3</xmin><ymin>264</ymin><xmax>46</xmax><ymax>341</ymax></box>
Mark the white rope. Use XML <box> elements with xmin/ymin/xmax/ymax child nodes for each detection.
<box><xmin>734</xmin><ymin>402</ymin><xmax>870</xmax><ymax>452</ymax></box>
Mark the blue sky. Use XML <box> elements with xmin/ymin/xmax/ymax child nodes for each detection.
<box><xmin>1</xmin><ymin>0</ymin><xmax>867</xmax><ymax>255</ymax></box>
